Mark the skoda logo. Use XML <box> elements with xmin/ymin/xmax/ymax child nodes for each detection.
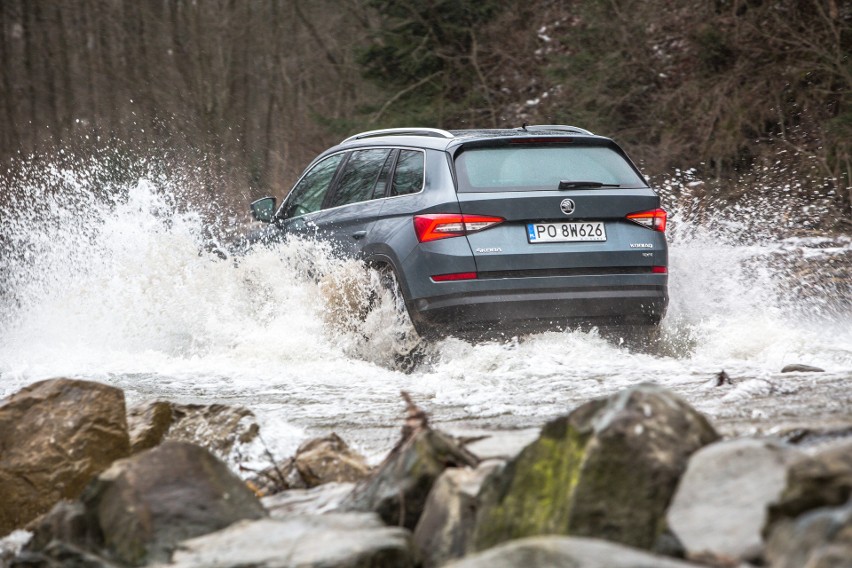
<box><xmin>560</xmin><ymin>199</ymin><xmax>576</xmax><ymax>215</ymax></box>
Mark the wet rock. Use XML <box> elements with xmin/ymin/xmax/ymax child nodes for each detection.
<box><xmin>442</xmin><ymin>535</ymin><xmax>701</xmax><ymax>568</ymax></box>
<box><xmin>458</xmin><ymin>429</ymin><xmax>541</xmax><ymax>461</ymax></box>
<box><xmin>25</xmin><ymin>501</ymin><xmax>99</xmax><ymax>556</ymax></box>
<box><xmin>248</xmin><ymin>433</ymin><xmax>371</xmax><ymax>496</ymax></box>
<box><xmin>263</xmin><ymin>482</ymin><xmax>355</xmax><ymax>517</ymax></box>
<box><xmin>0</xmin><ymin>378</ymin><xmax>130</xmax><ymax>536</ymax></box>
<box><xmin>765</xmin><ymin>500</ymin><xmax>852</xmax><ymax>568</ymax></box>
<box><xmin>666</xmin><ymin>438</ymin><xmax>804</xmax><ymax>562</ymax></box>
<box><xmin>293</xmin><ymin>433</ymin><xmax>372</xmax><ymax>487</ymax></box>
<box><xmin>81</xmin><ymin>441</ymin><xmax>266</xmax><ymax>566</ymax></box>
<box><xmin>766</xmin><ymin>439</ymin><xmax>852</xmax><ymax>530</ymax></box>
<box><xmin>1</xmin><ymin>531</ymin><xmax>33</xmax><ymax>567</ymax></box>
<box><xmin>127</xmin><ymin>400</ymin><xmax>265</xmax><ymax>466</ymax></box>
<box><xmin>778</xmin><ymin>425</ymin><xmax>852</xmax><ymax>446</ymax></box>
<box><xmin>341</xmin><ymin>393</ymin><xmax>478</xmax><ymax>530</ymax></box>
<box><xmin>780</xmin><ymin>364</ymin><xmax>825</xmax><ymax>373</ymax></box>
<box><xmin>156</xmin><ymin>514</ymin><xmax>415</xmax><ymax>568</ymax></box>
<box><xmin>127</xmin><ymin>401</ymin><xmax>174</xmax><ymax>454</ymax></box>
<box><xmin>11</xmin><ymin>540</ymin><xmax>120</xmax><ymax>568</ymax></box>
<box><xmin>413</xmin><ymin>461</ymin><xmax>503</xmax><ymax>568</ymax></box>
<box><xmin>165</xmin><ymin>403</ymin><xmax>261</xmax><ymax>461</ymax></box>
<box><xmin>473</xmin><ymin>383</ymin><xmax>719</xmax><ymax>551</ymax></box>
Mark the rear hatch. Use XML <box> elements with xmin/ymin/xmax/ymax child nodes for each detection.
<box><xmin>452</xmin><ymin>139</ymin><xmax>665</xmax><ymax>275</ymax></box>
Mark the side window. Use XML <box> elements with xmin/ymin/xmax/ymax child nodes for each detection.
<box><xmin>391</xmin><ymin>150</ymin><xmax>424</xmax><ymax>196</ymax></box>
<box><xmin>371</xmin><ymin>149</ymin><xmax>398</xmax><ymax>199</ymax></box>
<box><xmin>328</xmin><ymin>149</ymin><xmax>392</xmax><ymax>208</ymax></box>
<box><xmin>283</xmin><ymin>153</ymin><xmax>344</xmax><ymax>219</ymax></box>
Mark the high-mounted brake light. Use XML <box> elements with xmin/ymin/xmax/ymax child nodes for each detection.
<box><xmin>413</xmin><ymin>214</ymin><xmax>505</xmax><ymax>242</ymax></box>
<box><xmin>626</xmin><ymin>208</ymin><xmax>667</xmax><ymax>232</ymax></box>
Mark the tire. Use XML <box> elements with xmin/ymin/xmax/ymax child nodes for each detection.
<box><xmin>372</xmin><ymin>265</ymin><xmax>428</xmax><ymax>370</ymax></box>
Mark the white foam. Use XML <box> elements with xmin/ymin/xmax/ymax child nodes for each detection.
<box><xmin>1</xmin><ymin>160</ymin><xmax>850</xmax><ymax>458</ymax></box>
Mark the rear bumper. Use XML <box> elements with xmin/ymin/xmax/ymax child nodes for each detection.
<box><xmin>408</xmin><ymin>274</ymin><xmax>668</xmax><ymax>336</ymax></box>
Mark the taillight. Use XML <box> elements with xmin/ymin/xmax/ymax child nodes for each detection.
<box><xmin>626</xmin><ymin>208</ymin><xmax>667</xmax><ymax>232</ymax></box>
<box><xmin>413</xmin><ymin>214</ymin><xmax>504</xmax><ymax>242</ymax></box>
<box><xmin>651</xmin><ymin>266</ymin><xmax>667</xmax><ymax>274</ymax></box>
<box><xmin>431</xmin><ymin>272</ymin><xmax>478</xmax><ymax>282</ymax></box>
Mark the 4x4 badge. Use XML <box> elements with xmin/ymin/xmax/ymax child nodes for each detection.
<box><xmin>560</xmin><ymin>199</ymin><xmax>576</xmax><ymax>215</ymax></box>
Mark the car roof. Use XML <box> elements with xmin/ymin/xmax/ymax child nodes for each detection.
<box><xmin>330</xmin><ymin>125</ymin><xmax>612</xmax><ymax>153</ymax></box>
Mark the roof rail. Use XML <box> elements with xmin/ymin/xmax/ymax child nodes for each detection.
<box><xmin>341</xmin><ymin>127</ymin><xmax>455</xmax><ymax>144</ymax></box>
<box><xmin>517</xmin><ymin>124</ymin><xmax>594</xmax><ymax>136</ymax></box>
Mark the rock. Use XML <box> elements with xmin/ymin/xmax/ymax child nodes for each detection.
<box><xmin>473</xmin><ymin>383</ymin><xmax>719</xmax><ymax>551</ymax></box>
<box><xmin>81</xmin><ymin>441</ymin><xmax>265</xmax><ymax>566</ymax></box>
<box><xmin>442</xmin><ymin>535</ymin><xmax>701</xmax><ymax>568</ymax></box>
<box><xmin>293</xmin><ymin>433</ymin><xmax>372</xmax><ymax>487</ymax></box>
<box><xmin>666</xmin><ymin>438</ymin><xmax>804</xmax><ymax>562</ymax></box>
<box><xmin>248</xmin><ymin>434</ymin><xmax>371</xmax><ymax>496</ymax></box>
<box><xmin>778</xmin><ymin>425</ymin><xmax>852</xmax><ymax>446</ymax></box>
<box><xmin>341</xmin><ymin>393</ymin><xmax>478</xmax><ymax>529</ymax></box>
<box><xmin>765</xmin><ymin>501</ymin><xmax>852</xmax><ymax>568</ymax></box>
<box><xmin>263</xmin><ymin>482</ymin><xmax>355</xmax><ymax>517</ymax></box>
<box><xmin>155</xmin><ymin>514</ymin><xmax>416</xmax><ymax>568</ymax></box>
<box><xmin>25</xmin><ymin>501</ymin><xmax>99</xmax><ymax>556</ymax></box>
<box><xmin>127</xmin><ymin>401</ymin><xmax>174</xmax><ymax>454</ymax></box>
<box><xmin>11</xmin><ymin>540</ymin><xmax>120</xmax><ymax>568</ymax></box>
<box><xmin>413</xmin><ymin>461</ymin><xmax>503</xmax><ymax>568</ymax></box>
<box><xmin>766</xmin><ymin>439</ymin><xmax>852</xmax><ymax>530</ymax></box>
<box><xmin>0</xmin><ymin>378</ymin><xmax>130</xmax><ymax>536</ymax></box>
<box><xmin>126</xmin><ymin>401</ymin><xmax>265</xmax><ymax>466</ymax></box>
<box><xmin>1</xmin><ymin>531</ymin><xmax>32</xmax><ymax>567</ymax></box>
<box><xmin>780</xmin><ymin>364</ymin><xmax>825</xmax><ymax>373</ymax></box>
<box><xmin>458</xmin><ymin>429</ymin><xmax>541</xmax><ymax>461</ymax></box>
<box><xmin>165</xmin><ymin>403</ymin><xmax>261</xmax><ymax>461</ymax></box>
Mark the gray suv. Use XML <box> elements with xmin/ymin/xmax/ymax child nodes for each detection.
<box><xmin>248</xmin><ymin>125</ymin><xmax>668</xmax><ymax>338</ymax></box>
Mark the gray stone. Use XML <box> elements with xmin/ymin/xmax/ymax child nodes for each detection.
<box><xmin>156</xmin><ymin>514</ymin><xmax>416</xmax><ymax>568</ymax></box>
<box><xmin>667</xmin><ymin>438</ymin><xmax>804</xmax><ymax>561</ymax></box>
<box><xmin>413</xmin><ymin>461</ymin><xmax>503</xmax><ymax>567</ymax></box>
<box><xmin>81</xmin><ymin>441</ymin><xmax>266</xmax><ymax>566</ymax></box>
<box><xmin>443</xmin><ymin>535</ymin><xmax>701</xmax><ymax>568</ymax></box>
<box><xmin>765</xmin><ymin>500</ymin><xmax>852</xmax><ymax>568</ymax></box>
<box><xmin>473</xmin><ymin>383</ymin><xmax>719</xmax><ymax>551</ymax></box>
<box><xmin>164</xmin><ymin>403</ymin><xmax>261</xmax><ymax>461</ymax></box>
<box><xmin>766</xmin><ymin>438</ymin><xmax>852</xmax><ymax>530</ymax></box>
<box><xmin>455</xmin><ymin>429</ymin><xmax>541</xmax><ymax>461</ymax></box>
<box><xmin>780</xmin><ymin>364</ymin><xmax>825</xmax><ymax>373</ymax></box>
<box><xmin>0</xmin><ymin>378</ymin><xmax>130</xmax><ymax>536</ymax></box>
<box><xmin>262</xmin><ymin>482</ymin><xmax>355</xmax><ymax>517</ymax></box>
<box><xmin>342</xmin><ymin>428</ymin><xmax>478</xmax><ymax>529</ymax></box>
<box><xmin>126</xmin><ymin>401</ymin><xmax>263</xmax><ymax>463</ymax></box>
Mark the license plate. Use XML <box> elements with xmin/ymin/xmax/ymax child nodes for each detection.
<box><xmin>527</xmin><ymin>222</ymin><xmax>607</xmax><ymax>243</ymax></box>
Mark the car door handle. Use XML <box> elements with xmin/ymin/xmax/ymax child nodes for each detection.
<box><xmin>351</xmin><ymin>231</ymin><xmax>367</xmax><ymax>240</ymax></box>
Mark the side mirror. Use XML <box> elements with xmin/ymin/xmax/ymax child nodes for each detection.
<box><xmin>250</xmin><ymin>197</ymin><xmax>277</xmax><ymax>223</ymax></box>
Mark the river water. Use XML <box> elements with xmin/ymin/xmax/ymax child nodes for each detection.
<box><xmin>1</xmin><ymin>163</ymin><xmax>850</xmax><ymax>464</ymax></box>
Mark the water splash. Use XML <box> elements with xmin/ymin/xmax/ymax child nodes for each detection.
<box><xmin>1</xmin><ymin>158</ymin><xmax>850</xmax><ymax>460</ymax></box>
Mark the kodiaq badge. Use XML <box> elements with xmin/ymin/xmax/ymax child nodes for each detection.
<box><xmin>560</xmin><ymin>199</ymin><xmax>576</xmax><ymax>215</ymax></box>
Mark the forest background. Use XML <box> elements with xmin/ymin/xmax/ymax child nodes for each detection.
<box><xmin>1</xmin><ymin>0</ymin><xmax>850</xmax><ymax>231</ymax></box>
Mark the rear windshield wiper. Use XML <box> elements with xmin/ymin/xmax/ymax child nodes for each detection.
<box><xmin>558</xmin><ymin>180</ymin><xmax>622</xmax><ymax>190</ymax></box>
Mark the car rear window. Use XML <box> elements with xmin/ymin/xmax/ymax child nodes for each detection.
<box><xmin>454</xmin><ymin>145</ymin><xmax>645</xmax><ymax>192</ymax></box>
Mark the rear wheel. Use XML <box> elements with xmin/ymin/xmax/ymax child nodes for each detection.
<box><xmin>370</xmin><ymin>265</ymin><xmax>428</xmax><ymax>370</ymax></box>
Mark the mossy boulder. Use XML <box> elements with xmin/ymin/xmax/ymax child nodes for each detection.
<box><xmin>472</xmin><ymin>383</ymin><xmax>719</xmax><ymax>551</ymax></box>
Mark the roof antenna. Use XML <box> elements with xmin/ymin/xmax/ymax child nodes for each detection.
<box><xmin>521</xmin><ymin>122</ymin><xmax>528</xmax><ymax>131</ymax></box>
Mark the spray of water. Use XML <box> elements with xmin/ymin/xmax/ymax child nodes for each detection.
<box><xmin>1</xmin><ymin>157</ymin><xmax>850</xmax><ymax>461</ymax></box>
